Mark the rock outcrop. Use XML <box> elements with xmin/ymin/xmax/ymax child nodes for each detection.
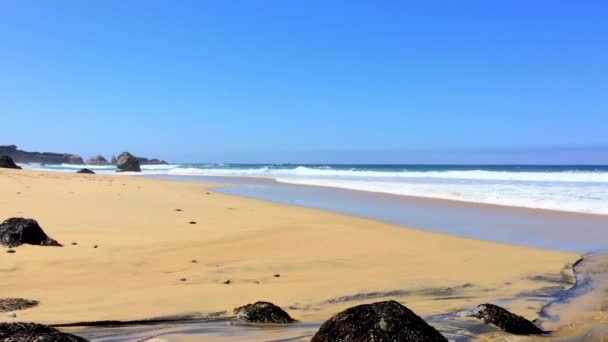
<box><xmin>0</xmin><ymin>155</ymin><xmax>21</xmax><ymax>169</ymax></box>
<box><xmin>111</xmin><ymin>156</ymin><xmax>118</xmax><ymax>165</ymax></box>
<box><xmin>86</xmin><ymin>155</ymin><xmax>109</xmax><ymax>165</ymax></box>
<box><xmin>137</xmin><ymin>157</ymin><xmax>168</xmax><ymax>165</ymax></box>
<box><xmin>0</xmin><ymin>218</ymin><xmax>62</xmax><ymax>248</ymax></box>
<box><xmin>0</xmin><ymin>145</ymin><xmax>83</xmax><ymax>165</ymax></box>
<box><xmin>115</xmin><ymin>152</ymin><xmax>141</xmax><ymax>172</ymax></box>
<box><xmin>0</xmin><ymin>298</ymin><xmax>39</xmax><ymax>313</ymax></box>
<box><xmin>0</xmin><ymin>322</ymin><xmax>88</xmax><ymax>341</ymax></box>
<box><xmin>233</xmin><ymin>301</ymin><xmax>295</xmax><ymax>324</ymax></box>
<box><xmin>311</xmin><ymin>300</ymin><xmax>447</xmax><ymax>342</ymax></box>
<box><xmin>76</xmin><ymin>168</ymin><xmax>95</xmax><ymax>174</ymax></box>
<box><xmin>470</xmin><ymin>303</ymin><xmax>545</xmax><ymax>335</ymax></box>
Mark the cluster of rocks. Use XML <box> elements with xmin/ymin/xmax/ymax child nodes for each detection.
<box><xmin>0</xmin><ymin>145</ymin><xmax>168</xmax><ymax>173</ymax></box>
<box><xmin>230</xmin><ymin>300</ymin><xmax>545</xmax><ymax>341</ymax></box>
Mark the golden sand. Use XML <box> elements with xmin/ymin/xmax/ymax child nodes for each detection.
<box><xmin>0</xmin><ymin>169</ymin><xmax>579</xmax><ymax>327</ymax></box>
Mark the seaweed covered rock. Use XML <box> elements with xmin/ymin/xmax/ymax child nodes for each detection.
<box><xmin>233</xmin><ymin>301</ymin><xmax>295</xmax><ymax>323</ymax></box>
<box><xmin>470</xmin><ymin>303</ymin><xmax>545</xmax><ymax>335</ymax></box>
<box><xmin>311</xmin><ymin>300</ymin><xmax>447</xmax><ymax>342</ymax></box>
<box><xmin>115</xmin><ymin>152</ymin><xmax>141</xmax><ymax>172</ymax></box>
<box><xmin>0</xmin><ymin>322</ymin><xmax>88</xmax><ymax>341</ymax></box>
<box><xmin>0</xmin><ymin>218</ymin><xmax>62</xmax><ymax>248</ymax></box>
<box><xmin>0</xmin><ymin>155</ymin><xmax>21</xmax><ymax>169</ymax></box>
<box><xmin>76</xmin><ymin>168</ymin><xmax>95</xmax><ymax>174</ymax></box>
<box><xmin>0</xmin><ymin>298</ymin><xmax>39</xmax><ymax>312</ymax></box>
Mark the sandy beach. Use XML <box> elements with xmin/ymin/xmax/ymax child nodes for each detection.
<box><xmin>0</xmin><ymin>168</ymin><xmax>580</xmax><ymax>334</ymax></box>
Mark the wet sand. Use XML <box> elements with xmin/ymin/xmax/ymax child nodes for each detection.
<box><xmin>0</xmin><ymin>169</ymin><xmax>583</xmax><ymax>340</ymax></box>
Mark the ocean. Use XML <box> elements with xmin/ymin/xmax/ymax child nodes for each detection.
<box><xmin>23</xmin><ymin>163</ymin><xmax>608</xmax><ymax>215</ymax></box>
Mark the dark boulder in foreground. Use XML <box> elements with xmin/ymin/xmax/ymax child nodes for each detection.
<box><xmin>470</xmin><ymin>303</ymin><xmax>545</xmax><ymax>335</ymax></box>
<box><xmin>0</xmin><ymin>155</ymin><xmax>21</xmax><ymax>169</ymax></box>
<box><xmin>0</xmin><ymin>322</ymin><xmax>88</xmax><ymax>341</ymax></box>
<box><xmin>233</xmin><ymin>301</ymin><xmax>295</xmax><ymax>323</ymax></box>
<box><xmin>0</xmin><ymin>218</ymin><xmax>62</xmax><ymax>248</ymax></box>
<box><xmin>76</xmin><ymin>168</ymin><xmax>95</xmax><ymax>174</ymax></box>
<box><xmin>311</xmin><ymin>300</ymin><xmax>447</xmax><ymax>342</ymax></box>
<box><xmin>115</xmin><ymin>152</ymin><xmax>141</xmax><ymax>172</ymax></box>
<box><xmin>0</xmin><ymin>298</ymin><xmax>39</xmax><ymax>312</ymax></box>
<box><xmin>86</xmin><ymin>155</ymin><xmax>109</xmax><ymax>165</ymax></box>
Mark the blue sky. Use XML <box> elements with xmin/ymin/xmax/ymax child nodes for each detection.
<box><xmin>0</xmin><ymin>1</ymin><xmax>606</xmax><ymax>163</ymax></box>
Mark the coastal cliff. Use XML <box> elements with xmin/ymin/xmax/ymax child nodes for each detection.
<box><xmin>0</xmin><ymin>145</ymin><xmax>84</xmax><ymax>165</ymax></box>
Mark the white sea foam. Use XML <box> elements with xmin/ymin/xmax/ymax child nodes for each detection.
<box><xmin>22</xmin><ymin>164</ymin><xmax>608</xmax><ymax>215</ymax></box>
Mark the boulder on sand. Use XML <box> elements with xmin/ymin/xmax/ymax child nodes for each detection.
<box><xmin>0</xmin><ymin>322</ymin><xmax>88</xmax><ymax>341</ymax></box>
<box><xmin>0</xmin><ymin>155</ymin><xmax>21</xmax><ymax>169</ymax></box>
<box><xmin>0</xmin><ymin>218</ymin><xmax>62</xmax><ymax>248</ymax></box>
<box><xmin>86</xmin><ymin>155</ymin><xmax>109</xmax><ymax>165</ymax></box>
<box><xmin>76</xmin><ymin>168</ymin><xmax>95</xmax><ymax>174</ymax></box>
<box><xmin>311</xmin><ymin>300</ymin><xmax>447</xmax><ymax>342</ymax></box>
<box><xmin>233</xmin><ymin>301</ymin><xmax>295</xmax><ymax>324</ymax></box>
<box><xmin>470</xmin><ymin>303</ymin><xmax>545</xmax><ymax>335</ymax></box>
<box><xmin>115</xmin><ymin>152</ymin><xmax>141</xmax><ymax>172</ymax></box>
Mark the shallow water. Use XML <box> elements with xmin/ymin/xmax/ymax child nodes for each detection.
<box><xmin>151</xmin><ymin>175</ymin><xmax>608</xmax><ymax>253</ymax></box>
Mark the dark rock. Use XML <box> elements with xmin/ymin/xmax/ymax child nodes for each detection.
<box><xmin>136</xmin><ymin>157</ymin><xmax>168</xmax><ymax>165</ymax></box>
<box><xmin>0</xmin><ymin>145</ymin><xmax>84</xmax><ymax>165</ymax></box>
<box><xmin>174</xmin><ymin>209</ymin><xmax>182</xmax><ymax>212</ymax></box>
<box><xmin>470</xmin><ymin>303</ymin><xmax>545</xmax><ymax>335</ymax></box>
<box><xmin>71</xmin><ymin>242</ymin><xmax>77</xmax><ymax>245</ymax></box>
<box><xmin>223</xmin><ymin>280</ymin><xmax>231</xmax><ymax>284</ymax></box>
<box><xmin>0</xmin><ymin>155</ymin><xmax>21</xmax><ymax>169</ymax></box>
<box><xmin>115</xmin><ymin>152</ymin><xmax>141</xmax><ymax>172</ymax></box>
<box><xmin>0</xmin><ymin>322</ymin><xmax>88</xmax><ymax>341</ymax></box>
<box><xmin>76</xmin><ymin>168</ymin><xmax>95</xmax><ymax>174</ymax></box>
<box><xmin>274</xmin><ymin>274</ymin><xmax>281</xmax><ymax>278</ymax></box>
<box><xmin>0</xmin><ymin>218</ymin><xmax>62</xmax><ymax>248</ymax></box>
<box><xmin>311</xmin><ymin>300</ymin><xmax>447</xmax><ymax>342</ymax></box>
<box><xmin>0</xmin><ymin>298</ymin><xmax>39</xmax><ymax>312</ymax></box>
<box><xmin>110</xmin><ymin>156</ymin><xmax>117</xmax><ymax>165</ymax></box>
<box><xmin>233</xmin><ymin>301</ymin><xmax>294</xmax><ymax>324</ymax></box>
<box><xmin>191</xmin><ymin>260</ymin><xmax>198</xmax><ymax>263</ymax></box>
<box><xmin>93</xmin><ymin>245</ymin><xmax>98</xmax><ymax>248</ymax></box>
<box><xmin>189</xmin><ymin>221</ymin><xmax>196</xmax><ymax>224</ymax></box>
<box><xmin>180</xmin><ymin>278</ymin><xmax>187</xmax><ymax>282</ymax></box>
<box><xmin>6</xmin><ymin>250</ymin><xmax>15</xmax><ymax>254</ymax></box>
<box><xmin>86</xmin><ymin>155</ymin><xmax>109</xmax><ymax>165</ymax></box>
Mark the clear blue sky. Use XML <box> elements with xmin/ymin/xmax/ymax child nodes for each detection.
<box><xmin>1</xmin><ymin>1</ymin><xmax>606</xmax><ymax>163</ymax></box>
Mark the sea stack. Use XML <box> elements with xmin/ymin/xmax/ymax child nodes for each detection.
<box><xmin>86</xmin><ymin>155</ymin><xmax>109</xmax><ymax>165</ymax></box>
<box><xmin>115</xmin><ymin>152</ymin><xmax>141</xmax><ymax>172</ymax></box>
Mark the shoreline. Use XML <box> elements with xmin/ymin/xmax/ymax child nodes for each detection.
<box><xmin>0</xmin><ymin>169</ymin><xmax>588</xmax><ymax>340</ymax></box>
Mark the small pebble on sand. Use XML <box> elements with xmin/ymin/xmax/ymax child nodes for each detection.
<box><xmin>6</xmin><ymin>312</ymin><xmax>16</xmax><ymax>318</ymax></box>
<box><xmin>6</xmin><ymin>250</ymin><xmax>15</xmax><ymax>254</ymax></box>
<box><xmin>93</xmin><ymin>245</ymin><xmax>98</xmax><ymax>248</ymax></box>
<box><xmin>191</xmin><ymin>260</ymin><xmax>198</xmax><ymax>263</ymax></box>
<box><xmin>274</xmin><ymin>274</ymin><xmax>281</xmax><ymax>278</ymax></box>
<box><xmin>180</xmin><ymin>278</ymin><xmax>187</xmax><ymax>282</ymax></box>
<box><xmin>223</xmin><ymin>280</ymin><xmax>231</xmax><ymax>284</ymax></box>
<box><xmin>71</xmin><ymin>242</ymin><xmax>77</xmax><ymax>245</ymax></box>
<box><xmin>189</xmin><ymin>221</ymin><xmax>197</xmax><ymax>224</ymax></box>
<box><xmin>175</xmin><ymin>209</ymin><xmax>182</xmax><ymax>212</ymax></box>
